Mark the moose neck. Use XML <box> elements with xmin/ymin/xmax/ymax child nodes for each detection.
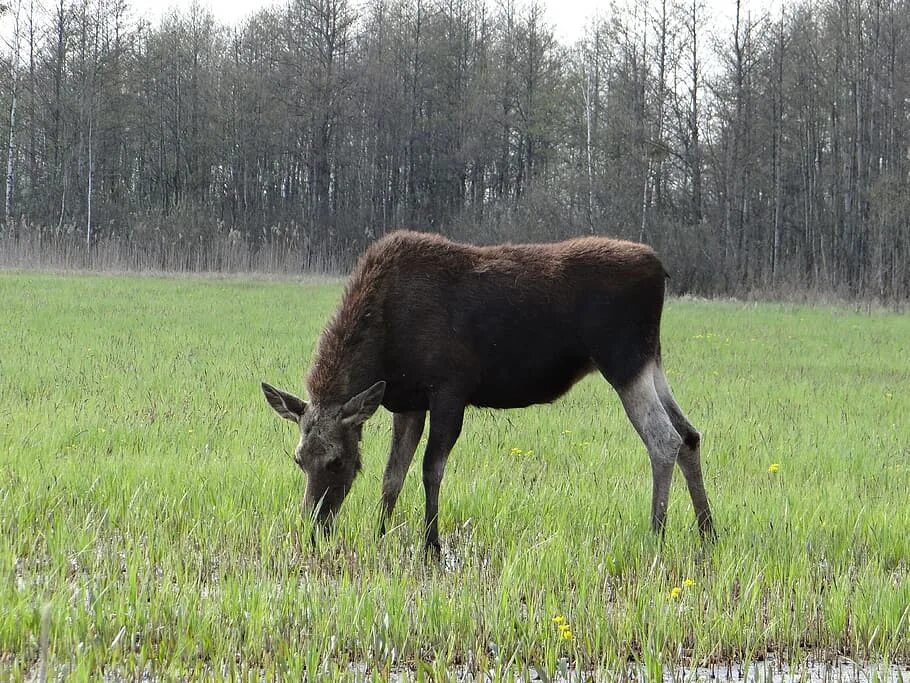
<box><xmin>306</xmin><ymin>240</ymin><xmax>392</xmax><ymax>405</ymax></box>
<box><xmin>306</xmin><ymin>301</ymin><xmax>385</xmax><ymax>406</ymax></box>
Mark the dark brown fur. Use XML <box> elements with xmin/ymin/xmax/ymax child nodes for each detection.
<box><xmin>264</xmin><ymin>230</ymin><xmax>714</xmax><ymax>553</ymax></box>
<box><xmin>308</xmin><ymin>231</ymin><xmax>665</xmax><ymax>407</ymax></box>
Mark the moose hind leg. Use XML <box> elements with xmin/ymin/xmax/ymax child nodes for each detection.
<box><xmin>653</xmin><ymin>367</ymin><xmax>715</xmax><ymax>538</ymax></box>
<box><xmin>614</xmin><ymin>362</ymin><xmax>683</xmax><ymax>535</ymax></box>
<box><xmin>379</xmin><ymin>411</ymin><xmax>426</xmax><ymax>537</ymax></box>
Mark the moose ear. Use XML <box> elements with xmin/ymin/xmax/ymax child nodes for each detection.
<box><xmin>261</xmin><ymin>382</ymin><xmax>307</xmax><ymax>422</ymax></box>
<box><xmin>341</xmin><ymin>381</ymin><xmax>386</xmax><ymax>427</ymax></box>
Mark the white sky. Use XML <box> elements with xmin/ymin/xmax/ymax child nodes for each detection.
<box><xmin>130</xmin><ymin>0</ymin><xmax>779</xmax><ymax>42</ymax></box>
<box><xmin>2</xmin><ymin>0</ymin><xmax>779</xmax><ymax>62</ymax></box>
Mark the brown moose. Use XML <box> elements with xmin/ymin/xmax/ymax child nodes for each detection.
<box><xmin>262</xmin><ymin>230</ymin><xmax>714</xmax><ymax>554</ymax></box>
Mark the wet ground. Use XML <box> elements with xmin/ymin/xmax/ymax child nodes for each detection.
<box><xmin>344</xmin><ymin>658</ymin><xmax>910</xmax><ymax>682</ymax></box>
<box><xmin>14</xmin><ymin>656</ymin><xmax>910</xmax><ymax>681</ymax></box>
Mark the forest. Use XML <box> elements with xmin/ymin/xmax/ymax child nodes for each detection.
<box><xmin>1</xmin><ymin>0</ymin><xmax>909</xmax><ymax>298</ymax></box>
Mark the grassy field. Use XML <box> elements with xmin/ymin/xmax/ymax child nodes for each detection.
<box><xmin>1</xmin><ymin>271</ymin><xmax>908</xmax><ymax>680</ymax></box>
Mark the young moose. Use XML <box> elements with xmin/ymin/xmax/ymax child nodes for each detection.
<box><xmin>262</xmin><ymin>231</ymin><xmax>714</xmax><ymax>553</ymax></box>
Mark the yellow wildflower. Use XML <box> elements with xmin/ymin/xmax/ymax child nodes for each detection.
<box><xmin>552</xmin><ymin>615</ymin><xmax>565</xmax><ymax>625</ymax></box>
<box><xmin>682</xmin><ymin>578</ymin><xmax>696</xmax><ymax>588</ymax></box>
<box><xmin>510</xmin><ymin>447</ymin><xmax>523</xmax><ymax>456</ymax></box>
<box><xmin>768</xmin><ymin>463</ymin><xmax>780</xmax><ymax>474</ymax></box>
<box><xmin>562</xmin><ymin>630</ymin><xmax>574</xmax><ymax>641</ymax></box>
<box><xmin>670</xmin><ymin>586</ymin><xmax>682</xmax><ymax>599</ymax></box>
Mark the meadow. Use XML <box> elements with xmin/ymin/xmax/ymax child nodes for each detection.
<box><xmin>1</xmin><ymin>271</ymin><xmax>908</xmax><ymax>680</ymax></box>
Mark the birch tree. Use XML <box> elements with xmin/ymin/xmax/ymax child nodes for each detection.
<box><xmin>3</xmin><ymin>0</ymin><xmax>21</xmax><ymax>229</ymax></box>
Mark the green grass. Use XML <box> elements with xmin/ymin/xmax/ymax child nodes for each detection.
<box><xmin>1</xmin><ymin>271</ymin><xmax>908</xmax><ymax>680</ymax></box>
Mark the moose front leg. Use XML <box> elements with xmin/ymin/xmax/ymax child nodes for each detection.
<box><xmin>378</xmin><ymin>410</ymin><xmax>426</xmax><ymax>537</ymax></box>
<box><xmin>421</xmin><ymin>398</ymin><xmax>465</xmax><ymax>557</ymax></box>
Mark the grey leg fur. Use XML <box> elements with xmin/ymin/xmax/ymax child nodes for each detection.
<box><xmin>615</xmin><ymin>362</ymin><xmax>683</xmax><ymax>535</ymax></box>
<box><xmin>378</xmin><ymin>411</ymin><xmax>426</xmax><ymax>536</ymax></box>
<box><xmin>653</xmin><ymin>366</ymin><xmax>715</xmax><ymax>538</ymax></box>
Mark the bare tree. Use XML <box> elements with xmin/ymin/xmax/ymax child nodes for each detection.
<box><xmin>1</xmin><ymin>0</ymin><xmax>908</xmax><ymax>299</ymax></box>
<box><xmin>3</xmin><ymin>0</ymin><xmax>21</xmax><ymax>229</ymax></box>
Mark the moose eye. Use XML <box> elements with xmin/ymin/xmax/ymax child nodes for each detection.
<box><xmin>325</xmin><ymin>458</ymin><xmax>344</xmax><ymax>473</ymax></box>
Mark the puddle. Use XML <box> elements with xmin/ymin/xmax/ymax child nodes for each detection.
<box><xmin>667</xmin><ymin>659</ymin><xmax>910</xmax><ymax>682</ymax></box>
<box><xmin>345</xmin><ymin>658</ymin><xmax>910</xmax><ymax>682</ymax></box>
<box><xmin>15</xmin><ymin>656</ymin><xmax>910</xmax><ymax>681</ymax></box>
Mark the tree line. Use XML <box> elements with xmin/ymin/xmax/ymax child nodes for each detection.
<box><xmin>1</xmin><ymin>0</ymin><xmax>909</xmax><ymax>299</ymax></box>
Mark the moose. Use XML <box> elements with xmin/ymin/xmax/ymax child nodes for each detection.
<box><xmin>262</xmin><ymin>230</ymin><xmax>714</xmax><ymax>554</ymax></box>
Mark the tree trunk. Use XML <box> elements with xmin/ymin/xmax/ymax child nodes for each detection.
<box><xmin>86</xmin><ymin>118</ymin><xmax>93</xmax><ymax>247</ymax></box>
<box><xmin>4</xmin><ymin>1</ymin><xmax>22</xmax><ymax>230</ymax></box>
<box><xmin>4</xmin><ymin>87</ymin><xmax>16</xmax><ymax>229</ymax></box>
<box><xmin>771</xmin><ymin>13</ymin><xmax>784</xmax><ymax>284</ymax></box>
<box><xmin>582</xmin><ymin>56</ymin><xmax>595</xmax><ymax>232</ymax></box>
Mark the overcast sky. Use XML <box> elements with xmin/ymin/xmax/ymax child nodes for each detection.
<box><xmin>2</xmin><ymin>0</ymin><xmax>780</xmax><ymax>64</ymax></box>
<box><xmin>132</xmin><ymin>0</ymin><xmax>780</xmax><ymax>42</ymax></box>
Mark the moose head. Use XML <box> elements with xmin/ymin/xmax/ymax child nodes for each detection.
<box><xmin>261</xmin><ymin>381</ymin><xmax>385</xmax><ymax>533</ymax></box>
